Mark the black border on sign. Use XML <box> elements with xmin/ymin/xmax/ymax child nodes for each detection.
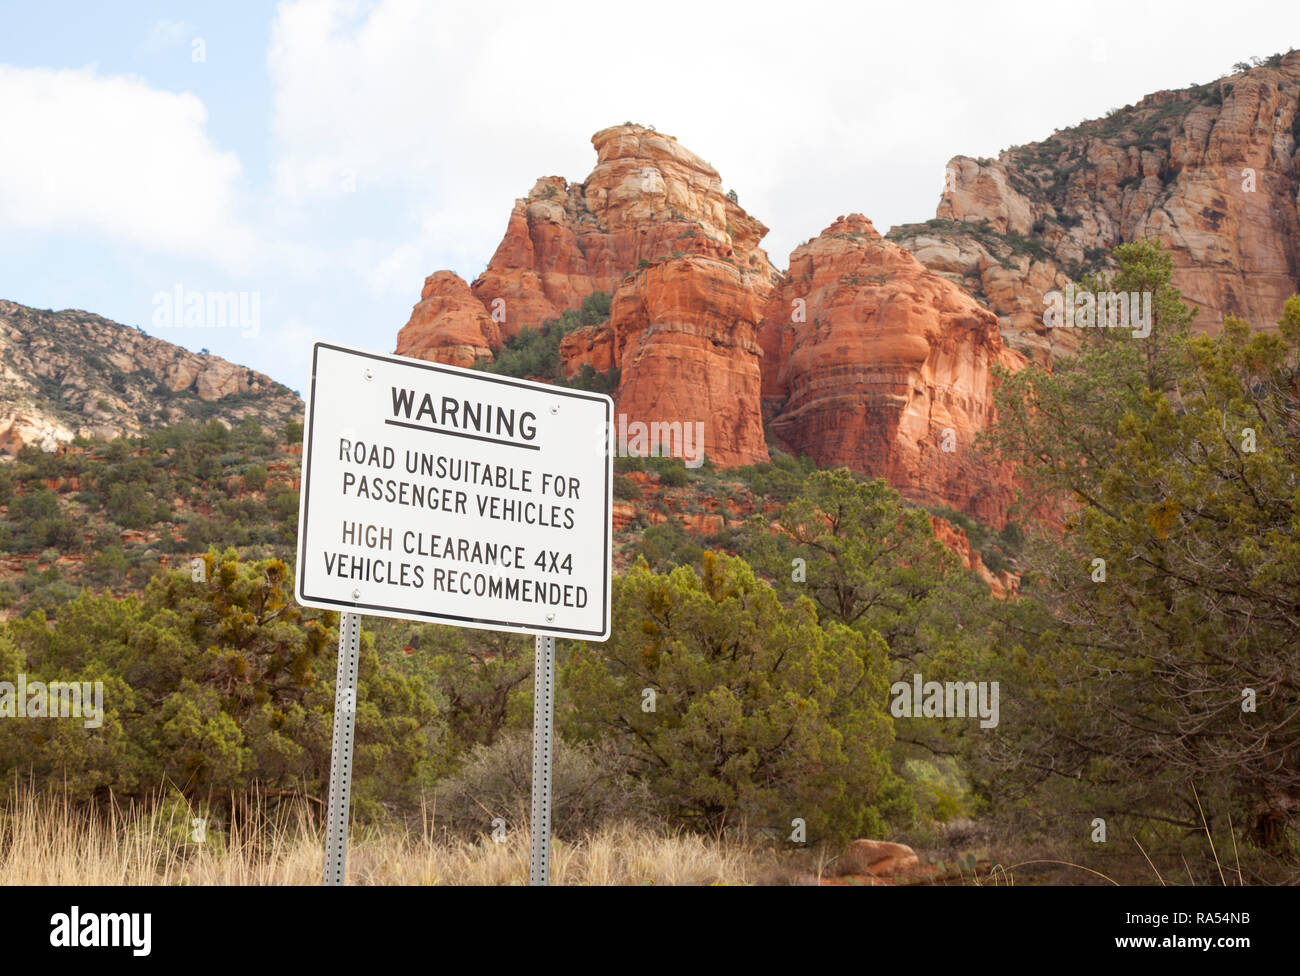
<box><xmin>295</xmin><ymin>341</ymin><xmax>612</xmax><ymax>640</ymax></box>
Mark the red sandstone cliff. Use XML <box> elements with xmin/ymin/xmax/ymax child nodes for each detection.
<box><xmin>890</xmin><ymin>51</ymin><xmax>1300</xmax><ymax>365</ymax></box>
<box><xmin>397</xmin><ymin>124</ymin><xmax>778</xmax><ymax>469</ymax></box>
<box><xmin>448</xmin><ymin>124</ymin><xmax>777</xmax><ymax>341</ymax></box>
<box><xmin>395</xmin><ymin>125</ymin><xmax>1030</xmax><ymax>522</ymax></box>
<box><xmin>395</xmin><ymin>271</ymin><xmax>502</xmax><ymax>369</ymax></box>
<box><xmin>760</xmin><ymin>215</ymin><xmax>1026</xmax><ymax>528</ymax></box>
<box><xmin>563</xmin><ymin>254</ymin><xmax>771</xmax><ymax>468</ymax></box>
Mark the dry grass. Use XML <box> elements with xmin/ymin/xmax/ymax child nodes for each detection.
<box><xmin>9</xmin><ymin>787</ymin><xmax>1254</xmax><ymax>886</ymax></box>
<box><xmin>0</xmin><ymin>787</ymin><xmax>806</xmax><ymax>886</ymax></box>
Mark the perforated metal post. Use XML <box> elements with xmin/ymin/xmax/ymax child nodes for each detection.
<box><xmin>323</xmin><ymin>611</ymin><xmax>361</xmax><ymax>886</ymax></box>
<box><xmin>529</xmin><ymin>634</ymin><xmax>556</xmax><ymax>886</ymax></box>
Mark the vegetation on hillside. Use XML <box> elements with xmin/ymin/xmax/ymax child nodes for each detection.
<box><xmin>0</xmin><ymin>302</ymin><xmax>301</xmax><ymax>438</ymax></box>
<box><xmin>475</xmin><ymin>290</ymin><xmax>619</xmax><ymax>394</ymax></box>
<box><xmin>980</xmin><ymin>241</ymin><xmax>1300</xmax><ymax>875</ymax></box>
<box><xmin>0</xmin><ymin>418</ymin><xmax>301</xmax><ymax>617</ymax></box>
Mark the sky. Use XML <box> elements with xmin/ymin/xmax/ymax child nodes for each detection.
<box><xmin>0</xmin><ymin>0</ymin><xmax>1295</xmax><ymax>397</ymax></box>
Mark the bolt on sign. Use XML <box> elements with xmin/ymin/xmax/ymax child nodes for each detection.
<box><xmin>296</xmin><ymin>342</ymin><xmax>612</xmax><ymax>640</ymax></box>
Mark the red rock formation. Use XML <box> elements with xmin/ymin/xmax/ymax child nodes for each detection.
<box><xmin>611</xmin><ymin>501</ymin><xmax>640</xmax><ymax>534</ymax></box>
<box><xmin>397</xmin><ymin>123</ymin><xmax>778</xmax><ymax>470</ymax></box>
<box><xmin>396</xmin><ymin>131</ymin><xmax>1027</xmax><ymax>521</ymax></box>
<box><xmin>761</xmin><ymin>215</ymin><xmax>1027</xmax><ymax>527</ymax></box>
<box><xmin>929</xmin><ymin>514</ymin><xmax>1018</xmax><ymax>598</ymax></box>
<box><xmin>892</xmin><ymin>52</ymin><xmax>1300</xmax><ymax>365</ymax></box>
<box><xmin>402</xmin><ymin>125</ymin><xmax>778</xmax><ymax>347</ymax></box>
<box><xmin>564</xmin><ymin>255</ymin><xmax>769</xmax><ymax>468</ymax></box>
<box><xmin>395</xmin><ymin>271</ymin><xmax>501</xmax><ymax>368</ymax></box>
<box><xmin>835</xmin><ymin>840</ymin><xmax>921</xmax><ymax>878</ymax></box>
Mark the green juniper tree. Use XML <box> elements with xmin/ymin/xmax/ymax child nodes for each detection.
<box><xmin>979</xmin><ymin>238</ymin><xmax>1300</xmax><ymax>873</ymax></box>
<box><xmin>0</xmin><ymin>550</ymin><xmax>437</xmax><ymax>817</ymax></box>
<box><xmin>563</xmin><ymin>551</ymin><xmax>912</xmax><ymax>844</ymax></box>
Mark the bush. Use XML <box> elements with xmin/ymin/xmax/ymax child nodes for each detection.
<box><xmin>636</xmin><ymin>519</ymin><xmax>703</xmax><ymax>571</ymax></box>
<box><xmin>613</xmin><ymin>475</ymin><xmax>641</xmax><ymax>501</ymax></box>
<box><xmin>90</xmin><ymin>545</ymin><xmax>128</xmax><ymax>585</ymax></box>
<box><xmin>434</xmin><ymin>730</ymin><xmax>652</xmax><ymax>839</ymax></box>
<box><xmin>12</xmin><ymin>487</ymin><xmax>59</xmax><ymax>522</ymax></box>
<box><xmin>578</xmin><ymin>290</ymin><xmax>611</xmax><ymax>324</ymax></box>
<box><xmin>22</xmin><ymin>517</ymin><xmax>83</xmax><ymax>553</ymax></box>
<box><xmin>0</xmin><ymin>551</ymin><xmax>438</xmax><ymax>814</ymax></box>
<box><xmin>106</xmin><ymin>482</ymin><xmax>159</xmax><ymax>529</ymax></box>
<box><xmin>997</xmin><ymin>521</ymin><xmax>1025</xmax><ymax>555</ymax></box>
<box><xmin>651</xmin><ymin>459</ymin><xmax>689</xmax><ymax>487</ymax></box>
<box><xmin>980</xmin><ymin>547</ymin><xmax>1008</xmax><ymax>575</ymax></box>
<box><xmin>732</xmin><ymin>452</ymin><xmax>814</xmax><ymax>503</ymax></box>
<box><xmin>482</xmin><ymin>292</ymin><xmax>610</xmax><ymax>383</ymax></box>
<box><xmin>19</xmin><ymin>580</ymin><xmax>80</xmax><ymax>618</ymax></box>
<box><xmin>564</xmin><ymin>553</ymin><xmax>913</xmax><ymax>844</ymax></box>
<box><xmin>562</xmin><ymin>364</ymin><xmax>619</xmax><ymax>395</ymax></box>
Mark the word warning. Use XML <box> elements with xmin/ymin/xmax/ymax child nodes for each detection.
<box><xmin>295</xmin><ymin>342</ymin><xmax>612</xmax><ymax>639</ymax></box>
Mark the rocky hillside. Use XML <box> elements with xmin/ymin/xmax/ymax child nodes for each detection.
<box><xmin>397</xmin><ymin>125</ymin><xmax>1024</xmax><ymax>520</ymax></box>
<box><xmin>0</xmin><ymin>300</ymin><xmax>302</xmax><ymax>454</ymax></box>
<box><xmin>397</xmin><ymin>124</ymin><xmax>780</xmax><ymax>468</ymax></box>
<box><xmin>395</xmin><ymin>56</ymin><xmax>1300</xmax><ymax>525</ymax></box>
<box><xmin>0</xmin><ymin>428</ymin><xmax>1017</xmax><ymax>623</ymax></box>
<box><xmin>890</xmin><ymin>51</ymin><xmax>1300</xmax><ymax>364</ymax></box>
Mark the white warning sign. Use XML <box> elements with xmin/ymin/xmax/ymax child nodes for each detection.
<box><xmin>295</xmin><ymin>342</ymin><xmax>612</xmax><ymax>640</ymax></box>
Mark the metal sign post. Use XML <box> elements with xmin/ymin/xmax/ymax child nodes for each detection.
<box><xmin>323</xmin><ymin>611</ymin><xmax>361</xmax><ymax>886</ymax></box>
<box><xmin>529</xmin><ymin>634</ymin><xmax>556</xmax><ymax>886</ymax></box>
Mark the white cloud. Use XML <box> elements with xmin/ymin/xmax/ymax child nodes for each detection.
<box><xmin>0</xmin><ymin>65</ymin><xmax>257</xmax><ymax>268</ymax></box>
<box><xmin>266</xmin><ymin>0</ymin><xmax>1292</xmax><ymax>282</ymax></box>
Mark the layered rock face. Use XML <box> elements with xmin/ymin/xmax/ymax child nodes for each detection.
<box><xmin>395</xmin><ymin>271</ymin><xmax>501</xmax><ymax>369</ymax></box>
<box><xmin>760</xmin><ymin>216</ymin><xmax>1025</xmax><ymax>527</ymax></box>
<box><xmin>0</xmin><ymin>300</ymin><xmax>300</xmax><ymax>455</ymax></box>
<box><xmin>891</xmin><ymin>52</ymin><xmax>1300</xmax><ymax>364</ymax></box>
<box><xmin>565</xmin><ymin>255</ymin><xmax>770</xmax><ymax>467</ymax></box>
<box><xmin>397</xmin><ymin>123</ymin><xmax>779</xmax><ymax>469</ymax></box>
<box><xmin>399</xmin><ymin>124</ymin><xmax>778</xmax><ymax>349</ymax></box>
<box><xmin>397</xmin><ymin>127</ymin><xmax>1031</xmax><ymax>520</ymax></box>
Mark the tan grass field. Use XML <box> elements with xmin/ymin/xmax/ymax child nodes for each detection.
<box><xmin>6</xmin><ymin>787</ymin><xmax>1231</xmax><ymax>886</ymax></box>
<box><xmin>0</xmin><ymin>787</ymin><xmax>830</xmax><ymax>886</ymax></box>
